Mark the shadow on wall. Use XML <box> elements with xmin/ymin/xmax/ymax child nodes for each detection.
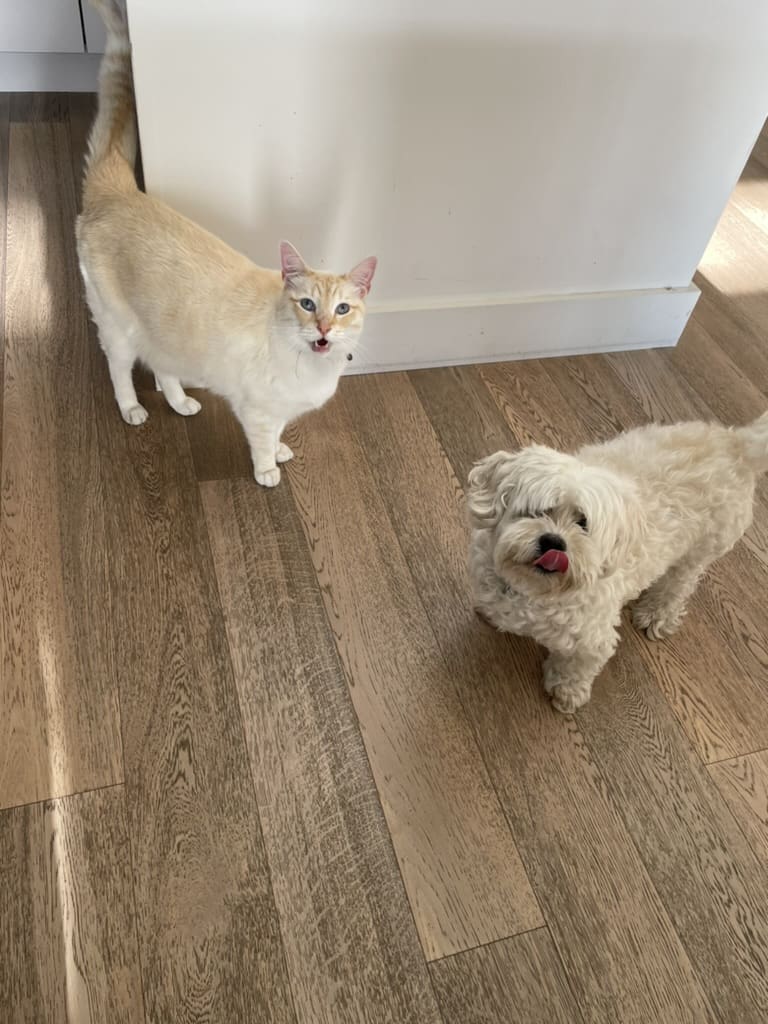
<box><xmin>133</xmin><ymin>17</ymin><xmax>768</xmax><ymax>302</ymax></box>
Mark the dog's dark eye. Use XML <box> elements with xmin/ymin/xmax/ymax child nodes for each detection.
<box><xmin>576</xmin><ymin>514</ymin><xmax>588</xmax><ymax>531</ymax></box>
<box><xmin>299</xmin><ymin>298</ymin><xmax>316</xmax><ymax>312</ymax></box>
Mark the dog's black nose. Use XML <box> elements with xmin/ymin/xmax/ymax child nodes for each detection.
<box><xmin>538</xmin><ymin>533</ymin><xmax>567</xmax><ymax>554</ymax></box>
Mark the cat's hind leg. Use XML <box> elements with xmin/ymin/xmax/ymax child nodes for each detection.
<box><xmin>83</xmin><ymin>273</ymin><xmax>147</xmax><ymax>426</ymax></box>
<box><xmin>156</xmin><ymin>374</ymin><xmax>202</xmax><ymax>417</ymax></box>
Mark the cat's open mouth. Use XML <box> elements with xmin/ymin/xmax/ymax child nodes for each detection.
<box><xmin>311</xmin><ymin>338</ymin><xmax>330</xmax><ymax>354</ymax></box>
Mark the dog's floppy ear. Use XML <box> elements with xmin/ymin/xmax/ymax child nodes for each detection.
<box><xmin>467</xmin><ymin>451</ymin><xmax>517</xmax><ymax>529</ymax></box>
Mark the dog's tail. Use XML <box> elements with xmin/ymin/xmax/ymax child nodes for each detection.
<box><xmin>737</xmin><ymin>412</ymin><xmax>768</xmax><ymax>471</ymax></box>
<box><xmin>83</xmin><ymin>0</ymin><xmax>137</xmax><ymax>192</ymax></box>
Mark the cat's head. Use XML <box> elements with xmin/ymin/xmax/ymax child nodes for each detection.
<box><xmin>278</xmin><ymin>240</ymin><xmax>377</xmax><ymax>360</ymax></box>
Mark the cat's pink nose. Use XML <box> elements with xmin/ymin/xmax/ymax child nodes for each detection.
<box><xmin>318</xmin><ymin>321</ymin><xmax>331</xmax><ymax>336</ymax></box>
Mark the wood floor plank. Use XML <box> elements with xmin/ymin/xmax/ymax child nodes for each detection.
<box><xmin>185</xmin><ymin>391</ymin><xmax>250</xmax><ymax>481</ymax></box>
<box><xmin>709</xmin><ymin>751</ymin><xmax>768</xmax><ymax>862</ymax></box>
<box><xmin>201</xmin><ymin>478</ymin><xmax>443</xmax><ymax>1024</ymax></box>
<box><xmin>0</xmin><ymin>786</ymin><xmax>145</xmax><ymax>1024</ymax></box>
<box><xmin>91</xmin><ymin>381</ymin><xmax>295</xmax><ymax>1023</ymax></box>
<box><xmin>697</xmin><ymin>201</ymin><xmax>768</xmax><ymax>342</ymax></box>
<box><xmin>0</xmin><ymin>118</ymin><xmax>123</xmax><ymax>808</ymax></box>
<box><xmin>9</xmin><ymin>92</ymin><xmax>69</xmax><ymax>123</ymax></box>
<box><xmin>692</xmin><ymin>279</ymin><xmax>768</xmax><ymax>397</ymax></box>
<box><xmin>430</xmin><ymin>929</ymin><xmax>580</xmax><ymax>1024</ymax></box>
<box><xmin>364</xmin><ymin>371</ymin><xmax>714</xmax><ymax>1022</ymax></box>
<box><xmin>282</xmin><ymin>394</ymin><xmax>542</xmax><ymax>961</ymax></box>
<box><xmin>461</xmin><ymin>359</ymin><xmax>768</xmax><ymax>1018</ymax></box>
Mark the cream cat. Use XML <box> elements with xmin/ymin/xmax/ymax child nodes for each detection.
<box><xmin>77</xmin><ymin>0</ymin><xmax>376</xmax><ymax>486</ymax></box>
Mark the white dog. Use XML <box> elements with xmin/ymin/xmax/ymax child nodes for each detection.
<box><xmin>468</xmin><ymin>414</ymin><xmax>768</xmax><ymax>713</ymax></box>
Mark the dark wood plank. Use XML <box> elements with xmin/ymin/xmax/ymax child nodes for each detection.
<box><xmin>430</xmin><ymin>929</ymin><xmax>580</xmax><ymax>1024</ymax></box>
<box><xmin>0</xmin><ymin>118</ymin><xmax>123</xmax><ymax>808</ymax></box>
<box><xmin>283</xmin><ymin>393</ymin><xmax>542</xmax><ymax>960</ymax></box>
<box><xmin>186</xmin><ymin>391</ymin><xmax>251</xmax><ymax>481</ymax></box>
<box><xmin>9</xmin><ymin>93</ymin><xmax>69</xmax><ymax>123</ymax></box>
<box><xmin>0</xmin><ymin>787</ymin><xmax>145</xmax><ymax>1023</ymax></box>
<box><xmin>66</xmin><ymin>92</ymin><xmax>97</xmax><ymax>213</ymax></box>
<box><xmin>709</xmin><ymin>751</ymin><xmax>768</xmax><ymax>862</ymax></box>
<box><xmin>201</xmin><ymin>478</ymin><xmax>443</xmax><ymax>1024</ymax></box>
<box><xmin>361</xmin><ymin>371</ymin><xmax>713</xmax><ymax>1022</ymax></box>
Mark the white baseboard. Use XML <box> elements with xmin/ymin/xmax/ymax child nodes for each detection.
<box><xmin>0</xmin><ymin>52</ymin><xmax>101</xmax><ymax>92</ymax></box>
<box><xmin>349</xmin><ymin>284</ymin><xmax>700</xmax><ymax>374</ymax></box>
<box><xmin>157</xmin><ymin>284</ymin><xmax>699</xmax><ymax>390</ymax></box>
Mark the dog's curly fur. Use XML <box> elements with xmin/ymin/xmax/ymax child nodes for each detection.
<box><xmin>468</xmin><ymin>414</ymin><xmax>768</xmax><ymax>714</ymax></box>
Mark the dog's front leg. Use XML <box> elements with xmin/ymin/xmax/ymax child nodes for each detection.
<box><xmin>543</xmin><ymin>636</ymin><xmax>616</xmax><ymax>714</ymax></box>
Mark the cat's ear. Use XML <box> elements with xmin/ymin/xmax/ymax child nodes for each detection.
<box><xmin>280</xmin><ymin>240</ymin><xmax>307</xmax><ymax>284</ymax></box>
<box><xmin>347</xmin><ymin>256</ymin><xmax>377</xmax><ymax>297</ymax></box>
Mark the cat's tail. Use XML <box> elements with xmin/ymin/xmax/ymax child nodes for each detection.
<box><xmin>84</xmin><ymin>0</ymin><xmax>137</xmax><ymax>189</ymax></box>
<box><xmin>736</xmin><ymin>412</ymin><xmax>768</xmax><ymax>471</ymax></box>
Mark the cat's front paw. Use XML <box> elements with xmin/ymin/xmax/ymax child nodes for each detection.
<box><xmin>255</xmin><ymin>467</ymin><xmax>281</xmax><ymax>488</ymax></box>
<box><xmin>275</xmin><ymin>442</ymin><xmax>294</xmax><ymax>464</ymax></box>
<box><xmin>175</xmin><ymin>396</ymin><xmax>201</xmax><ymax>417</ymax></box>
<box><xmin>121</xmin><ymin>404</ymin><xmax>149</xmax><ymax>426</ymax></box>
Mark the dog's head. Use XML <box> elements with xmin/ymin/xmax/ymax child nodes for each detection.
<box><xmin>467</xmin><ymin>445</ymin><xmax>637</xmax><ymax>594</ymax></box>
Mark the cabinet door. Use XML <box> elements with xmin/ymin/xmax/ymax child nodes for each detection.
<box><xmin>82</xmin><ymin>2</ymin><xmax>107</xmax><ymax>53</ymax></box>
<box><xmin>0</xmin><ymin>0</ymin><xmax>84</xmax><ymax>53</ymax></box>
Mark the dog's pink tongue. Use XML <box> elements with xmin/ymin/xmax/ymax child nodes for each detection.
<box><xmin>534</xmin><ymin>549</ymin><xmax>569</xmax><ymax>573</ymax></box>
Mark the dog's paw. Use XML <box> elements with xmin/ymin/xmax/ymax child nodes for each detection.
<box><xmin>121</xmin><ymin>403</ymin><xmax>149</xmax><ymax>426</ymax></box>
<box><xmin>632</xmin><ymin>605</ymin><xmax>678</xmax><ymax>641</ymax></box>
<box><xmin>551</xmin><ymin>684</ymin><xmax>589</xmax><ymax>715</ymax></box>
<box><xmin>275</xmin><ymin>442</ymin><xmax>294</xmax><ymax>464</ymax></box>
<box><xmin>255</xmin><ymin>466</ymin><xmax>281</xmax><ymax>488</ymax></box>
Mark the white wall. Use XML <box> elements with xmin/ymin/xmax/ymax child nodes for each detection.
<box><xmin>127</xmin><ymin>1</ymin><xmax>768</xmax><ymax>370</ymax></box>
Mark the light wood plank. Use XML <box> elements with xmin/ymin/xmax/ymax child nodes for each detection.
<box><xmin>91</xmin><ymin>378</ymin><xmax>296</xmax><ymax>1023</ymax></box>
<box><xmin>710</xmin><ymin>750</ymin><xmax>768</xmax><ymax>861</ymax></box>
<box><xmin>697</xmin><ymin>200</ymin><xmax>768</xmax><ymax>342</ymax></box>
<box><xmin>282</xmin><ymin>394</ymin><xmax>541</xmax><ymax>960</ymax></box>
<box><xmin>201</xmin><ymin>478</ymin><xmax>443</xmax><ymax>1024</ymax></box>
<box><xmin>430</xmin><ymin>929</ymin><xmax>580</xmax><ymax>1024</ymax></box>
<box><xmin>0</xmin><ymin>118</ymin><xmax>123</xmax><ymax>808</ymax></box>
<box><xmin>0</xmin><ymin>786</ymin><xmax>144</xmax><ymax>1024</ymax></box>
<box><xmin>368</xmin><ymin>370</ymin><xmax>714</xmax><ymax>1022</ymax></box>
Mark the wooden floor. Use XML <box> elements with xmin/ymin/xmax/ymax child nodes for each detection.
<box><xmin>1</xmin><ymin>93</ymin><xmax>767</xmax><ymax>1024</ymax></box>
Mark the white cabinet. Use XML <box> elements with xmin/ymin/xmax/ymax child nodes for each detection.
<box><xmin>127</xmin><ymin>0</ymin><xmax>768</xmax><ymax>370</ymax></box>
<box><xmin>0</xmin><ymin>0</ymin><xmax>84</xmax><ymax>53</ymax></box>
<box><xmin>0</xmin><ymin>0</ymin><xmax>104</xmax><ymax>89</ymax></box>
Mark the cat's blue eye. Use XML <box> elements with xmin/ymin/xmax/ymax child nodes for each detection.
<box><xmin>335</xmin><ymin>302</ymin><xmax>350</xmax><ymax>315</ymax></box>
<box><xmin>300</xmin><ymin>298</ymin><xmax>316</xmax><ymax>312</ymax></box>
